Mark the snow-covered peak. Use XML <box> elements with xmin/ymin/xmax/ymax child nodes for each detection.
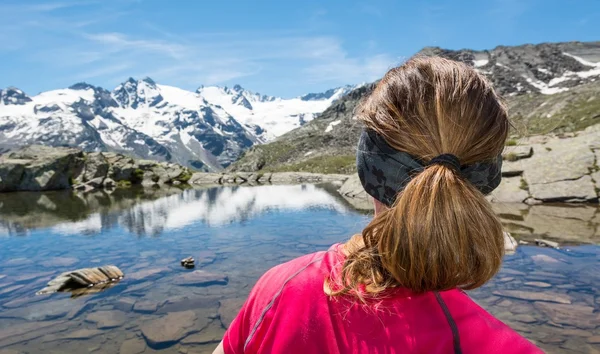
<box><xmin>112</xmin><ymin>77</ymin><xmax>163</xmax><ymax>109</ymax></box>
<box><xmin>300</xmin><ymin>85</ymin><xmax>355</xmax><ymax>101</ymax></box>
<box><xmin>0</xmin><ymin>87</ymin><xmax>32</xmax><ymax>106</ymax></box>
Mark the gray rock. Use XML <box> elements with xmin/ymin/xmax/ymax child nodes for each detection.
<box><xmin>119</xmin><ymin>337</ymin><xmax>147</xmax><ymax>354</ymax></box>
<box><xmin>488</xmin><ymin>176</ymin><xmax>530</xmax><ymax>203</ymax></box>
<box><xmin>103</xmin><ymin>177</ymin><xmax>115</xmax><ymax>188</ymax></box>
<box><xmin>189</xmin><ymin>173</ymin><xmax>222</xmax><ymax>184</ymax></box>
<box><xmin>140</xmin><ymin>311</ymin><xmax>198</xmax><ymax>348</ymax></box>
<box><xmin>501</xmin><ymin>160</ymin><xmax>525</xmax><ymax>177</ymax></box>
<box><xmin>502</xmin><ymin>145</ymin><xmax>533</xmax><ymax>161</ymax></box>
<box><xmin>133</xmin><ymin>300</ymin><xmax>159</xmax><ymax>313</ymax></box>
<box><xmin>523</xmin><ymin>144</ymin><xmax>594</xmax><ymax>184</ymax></box>
<box><xmin>0</xmin><ymin>146</ymin><xmax>84</xmax><ymax>192</ymax></box>
<box><xmin>86</xmin><ymin>177</ymin><xmax>105</xmax><ymax>189</ymax></box>
<box><xmin>79</xmin><ymin>152</ymin><xmax>109</xmax><ymax>183</ymax></box>
<box><xmin>529</xmin><ymin>175</ymin><xmax>597</xmax><ymax>202</ymax></box>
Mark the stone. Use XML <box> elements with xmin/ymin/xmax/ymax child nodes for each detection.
<box><xmin>529</xmin><ymin>175</ymin><xmax>597</xmax><ymax>202</ymax></box>
<box><xmin>524</xmin><ymin>281</ymin><xmax>552</xmax><ymax>288</ymax></box>
<box><xmin>488</xmin><ymin>177</ymin><xmax>530</xmax><ymax>203</ymax></box>
<box><xmin>0</xmin><ymin>320</ymin><xmax>65</xmax><ymax>347</ymax></box>
<box><xmin>0</xmin><ymin>298</ymin><xmax>73</xmax><ymax>321</ymax></box>
<box><xmin>180</xmin><ymin>325</ymin><xmax>224</xmax><ymax>345</ymax></box>
<box><xmin>492</xmin><ymin>290</ymin><xmax>572</xmax><ymax>304</ymax></box>
<box><xmin>534</xmin><ymin>239</ymin><xmax>559</xmax><ymax>248</ymax></box>
<box><xmin>114</xmin><ymin>297</ymin><xmax>137</xmax><ymax>312</ymax></box>
<box><xmin>587</xmin><ymin>336</ymin><xmax>600</xmax><ymax>344</ymax></box>
<box><xmin>120</xmin><ymin>337</ymin><xmax>147</xmax><ymax>354</ymax></box>
<box><xmin>36</xmin><ymin>265</ymin><xmax>123</xmax><ymax>295</ymax></box>
<box><xmin>140</xmin><ymin>311</ymin><xmax>198</xmax><ymax>348</ymax></box>
<box><xmin>523</xmin><ymin>144</ymin><xmax>594</xmax><ymax>185</ymax></box>
<box><xmin>0</xmin><ymin>145</ymin><xmax>85</xmax><ymax>192</ymax></box>
<box><xmin>85</xmin><ymin>310</ymin><xmax>128</xmax><ymax>329</ymax></box>
<box><xmin>501</xmin><ymin>160</ymin><xmax>525</xmax><ymax>177</ymax></box>
<box><xmin>534</xmin><ymin>302</ymin><xmax>598</xmax><ymax>329</ymax></box>
<box><xmin>511</xmin><ymin>314</ymin><xmax>538</xmax><ymax>324</ymax></box>
<box><xmin>86</xmin><ymin>177</ymin><xmax>105</xmax><ymax>189</ymax></box>
<box><xmin>337</xmin><ymin>174</ymin><xmax>374</xmax><ymax>211</ymax></box>
<box><xmin>173</xmin><ymin>270</ymin><xmax>228</xmax><ymax>287</ymax></box>
<box><xmin>103</xmin><ymin>178</ymin><xmax>115</xmax><ymax>188</ymax></box>
<box><xmin>59</xmin><ymin>328</ymin><xmax>104</xmax><ymax>340</ymax></box>
<box><xmin>133</xmin><ymin>300</ymin><xmax>159</xmax><ymax>313</ymax></box>
<box><xmin>502</xmin><ymin>145</ymin><xmax>533</xmax><ymax>161</ymax></box>
<box><xmin>219</xmin><ymin>298</ymin><xmax>246</xmax><ymax>328</ymax></box>
<box><xmin>128</xmin><ymin>267</ymin><xmax>168</xmax><ymax>281</ymax></box>
<box><xmin>80</xmin><ymin>152</ymin><xmax>109</xmax><ymax>182</ymax></box>
<box><xmin>157</xmin><ymin>295</ymin><xmax>220</xmax><ymax>314</ymax></box>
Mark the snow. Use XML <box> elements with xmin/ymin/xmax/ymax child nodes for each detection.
<box><xmin>525</xmin><ymin>77</ymin><xmax>569</xmax><ymax>95</ymax></box>
<box><xmin>156</xmin><ymin>84</ymin><xmax>204</xmax><ymax>110</ymax></box>
<box><xmin>473</xmin><ymin>59</ymin><xmax>489</xmax><ymax>67</ymax></box>
<box><xmin>562</xmin><ymin>52</ymin><xmax>600</xmax><ymax>79</ymax></box>
<box><xmin>325</xmin><ymin>120</ymin><xmax>342</xmax><ymax>133</ymax></box>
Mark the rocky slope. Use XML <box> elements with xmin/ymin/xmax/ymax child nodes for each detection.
<box><xmin>0</xmin><ymin>80</ymin><xmax>352</xmax><ymax>171</ymax></box>
<box><xmin>229</xmin><ymin>41</ymin><xmax>600</xmax><ymax>174</ymax></box>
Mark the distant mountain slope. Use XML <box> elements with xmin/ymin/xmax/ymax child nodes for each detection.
<box><xmin>0</xmin><ymin>80</ymin><xmax>351</xmax><ymax>170</ymax></box>
<box><xmin>229</xmin><ymin>41</ymin><xmax>600</xmax><ymax>173</ymax></box>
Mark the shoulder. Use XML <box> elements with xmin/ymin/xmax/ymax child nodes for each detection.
<box><xmin>439</xmin><ymin>290</ymin><xmax>543</xmax><ymax>354</ymax></box>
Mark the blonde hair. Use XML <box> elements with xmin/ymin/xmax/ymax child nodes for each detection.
<box><xmin>332</xmin><ymin>56</ymin><xmax>509</xmax><ymax>299</ymax></box>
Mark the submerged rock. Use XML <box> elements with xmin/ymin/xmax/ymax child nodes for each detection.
<box><xmin>140</xmin><ymin>311</ymin><xmax>197</xmax><ymax>348</ymax></box>
<box><xmin>86</xmin><ymin>310</ymin><xmax>128</xmax><ymax>329</ymax></box>
<box><xmin>173</xmin><ymin>270</ymin><xmax>228</xmax><ymax>287</ymax></box>
<box><xmin>492</xmin><ymin>290</ymin><xmax>572</xmax><ymax>304</ymax></box>
<box><xmin>36</xmin><ymin>265</ymin><xmax>124</xmax><ymax>295</ymax></box>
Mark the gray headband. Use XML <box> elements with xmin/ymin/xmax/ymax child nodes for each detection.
<box><xmin>357</xmin><ymin>129</ymin><xmax>503</xmax><ymax>207</ymax></box>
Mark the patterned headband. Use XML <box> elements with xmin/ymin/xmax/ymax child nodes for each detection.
<box><xmin>356</xmin><ymin>129</ymin><xmax>503</xmax><ymax>207</ymax></box>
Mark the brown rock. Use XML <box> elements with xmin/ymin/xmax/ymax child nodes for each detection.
<box><xmin>140</xmin><ymin>311</ymin><xmax>198</xmax><ymax>348</ymax></box>
<box><xmin>120</xmin><ymin>337</ymin><xmax>147</xmax><ymax>354</ymax></box>
<box><xmin>133</xmin><ymin>300</ymin><xmax>158</xmax><ymax>313</ymax></box>
<box><xmin>0</xmin><ymin>320</ymin><xmax>65</xmax><ymax>347</ymax></box>
<box><xmin>492</xmin><ymin>290</ymin><xmax>572</xmax><ymax>304</ymax></box>
<box><xmin>534</xmin><ymin>302</ymin><xmax>598</xmax><ymax>329</ymax></box>
<box><xmin>587</xmin><ymin>336</ymin><xmax>600</xmax><ymax>344</ymax></box>
<box><xmin>157</xmin><ymin>295</ymin><xmax>219</xmax><ymax>314</ymax></box>
<box><xmin>219</xmin><ymin>298</ymin><xmax>246</xmax><ymax>328</ymax></box>
<box><xmin>60</xmin><ymin>328</ymin><xmax>104</xmax><ymax>340</ymax></box>
<box><xmin>86</xmin><ymin>310</ymin><xmax>128</xmax><ymax>329</ymax></box>
<box><xmin>512</xmin><ymin>314</ymin><xmax>538</xmax><ymax>324</ymax></box>
<box><xmin>181</xmin><ymin>325</ymin><xmax>224</xmax><ymax>345</ymax></box>
<box><xmin>173</xmin><ymin>270</ymin><xmax>228</xmax><ymax>287</ymax></box>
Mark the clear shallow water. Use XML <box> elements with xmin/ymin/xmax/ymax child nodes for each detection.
<box><xmin>0</xmin><ymin>185</ymin><xmax>598</xmax><ymax>354</ymax></box>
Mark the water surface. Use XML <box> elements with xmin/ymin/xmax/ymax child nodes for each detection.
<box><xmin>0</xmin><ymin>185</ymin><xmax>598</xmax><ymax>354</ymax></box>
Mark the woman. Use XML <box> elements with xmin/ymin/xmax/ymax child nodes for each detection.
<box><xmin>213</xmin><ymin>56</ymin><xmax>542</xmax><ymax>353</ymax></box>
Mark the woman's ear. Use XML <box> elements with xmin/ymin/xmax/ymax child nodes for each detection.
<box><xmin>373</xmin><ymin>199</ymin><xmax>388</xmax><ymax>215</ymax></box>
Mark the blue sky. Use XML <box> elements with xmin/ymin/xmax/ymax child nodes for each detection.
<box><xmin>0</xmin><ymin>0</ymin><xmax>598</xmax><ymax>98</ymax></box>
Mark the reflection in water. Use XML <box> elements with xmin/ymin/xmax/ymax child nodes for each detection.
<box><xmin>0</xmin><ymin>185</ymin><xmax>351</xmax><ymax>237</ymax></box>
<box><xmin>0</xmin><ymin>185</ymin><xmax>598</xmax><ymax>354</ymax></box>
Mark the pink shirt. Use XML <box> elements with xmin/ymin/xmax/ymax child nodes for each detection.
<box><xmin>224</xmin><ymin>244</ymin><xmax>542</xmax><ymax>354</ymax></box>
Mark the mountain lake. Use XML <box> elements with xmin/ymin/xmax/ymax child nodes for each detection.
<box><xmin>0</xmin><ymin>184</ymin><xmax>598</xmax><ymax>354</ymax></box>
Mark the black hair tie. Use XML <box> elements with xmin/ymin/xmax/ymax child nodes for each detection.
<box><xmin>428</xmin><ymin>154</ymin><xmax>462</xmax><ymax>172</ymax></box>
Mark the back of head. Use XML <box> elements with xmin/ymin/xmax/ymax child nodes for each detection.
<box><xmin>337</xmin><ymin>56</ymin><xmax>509</xmax><ymax>297</ymax></box>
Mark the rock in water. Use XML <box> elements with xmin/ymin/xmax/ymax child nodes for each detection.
<box><xmin>140</xmin><ymin>311</ymin><xmax>197</xmax><ymax>348</ymax></box>
<box><xmin>36</xmin><ymin>265</ymin><xmax>124</xmax><ymax>295</ymax></box>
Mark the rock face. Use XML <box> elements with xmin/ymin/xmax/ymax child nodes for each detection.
<box><xmin>0</xmin><ymin>146</ymin><xmax>193</xmax><ymax>192</ymax></box>
<box><xmin>0</xmin><ymin>145</ymin><xmax>84</xmax><ymax>192</ymax></box>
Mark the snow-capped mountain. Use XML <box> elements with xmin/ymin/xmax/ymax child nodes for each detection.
<box><xmin>419</xmin><ymin>41</ymin><xmax>600</xmax><ymax>96</ymax></box>
<box><xmin>0</xmin><ymin>79</ymin><xmax>349</xmax><ymax>170</ymax></box>
<box><xmin>197</xmin><ymin>84</ymin><xmax>356</xmax><ymax>138</ymax></box>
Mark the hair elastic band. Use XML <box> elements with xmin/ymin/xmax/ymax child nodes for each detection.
<box><xmin>428</xmin><ymin>154</ymin><xmax>462</xmax><ymax>172</ymax></box>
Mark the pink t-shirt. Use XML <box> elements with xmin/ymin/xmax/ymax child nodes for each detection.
<box><xmin>223</xmin><ymin>244</ymin><xmax>542</xmax><ymax>354</ymax></box>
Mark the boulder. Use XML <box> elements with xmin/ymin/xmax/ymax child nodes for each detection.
<box><xmin>488</xmin><ymin>176</ymin><xmax>530</xmax><ymax>203</ymax></box>
<box><xmin>0</xmin><ymin>145</ymin><xmax>85</xmax><ymax>192</ymax></box>
<box><xmin>523</xmin><ymin>144</ymin><xmax>594</xmax><ymax>185</ymax></box>
<box><xmin>140</xmin><ymin>311</ymin><xmax>198</xmax><ymax>348</ymax></box>
<box><xmin>79</xmin><ymin>152</ymin><xmax>109</xmax><ymax>183</ymax></box>
<box><xmin>502</xmin><ymin>145</ymin><xmax>533</xmax><ymax>161</ymax></box>
<box><xmin>86</xmin><ymin>177</ymin><xmax>105</xmax><ymax>189</ymax></box>
<box><xmin>528</xmin><ymin>175</ymin><xmax>597</xmax><ymax>202</ymax></box>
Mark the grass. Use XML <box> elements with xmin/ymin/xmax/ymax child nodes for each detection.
<box><xmin>265</xmin><ymin>155</ymin><xmax>356</xmax><ymax>174</ymax></box>
<box><xmin>117</xmin><ymin>180</ymin><xmax>132</xmax><ymax>188</ymax></box>
<box><xmin>504</xmin><ymin>152</ymin><xmax>519</xmax><ymax>162</ymax></box>
<box><xmin>175</xmin><ymin>169</ymin><xmax>193</xmax><ymax>183</ymax></box>
<box><xmin>519</xmin><ymin>179</ymin><xmax>529</xmax><ymax>191</ymax></box>
<box><xmin>131</xmin><ymin>168</ymin><xmax>145</xmax><ymax>184</ymax></box>
<box><xmin>545</xmin><ymin>147</ymin><xmax>552</xmax><ymax>151</ymax></box>
<box><xmin>505</xmin><ymin>139</ymin><xmax>518</xmax><ymax>146</ymax></box>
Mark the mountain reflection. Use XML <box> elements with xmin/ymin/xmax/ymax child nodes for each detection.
<box><xmin>0</xmin><ymin>184</ymin><xmax>351</xmax><ymax>237</ymax></box>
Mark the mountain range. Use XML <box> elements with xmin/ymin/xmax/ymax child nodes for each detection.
<box><xmin>0</xmin><ymin>79</ymin><xmax>354</xmax><ymax>171</ymax></box>
<box><xmin>230</xmin><ymin>40</ymin><xmax>600</xmax><ymax>173</ymax></box>
<box><xmin>2</xmin><ymin>40</ymin><xmax>599</xmax><ymax>173</ymax></box>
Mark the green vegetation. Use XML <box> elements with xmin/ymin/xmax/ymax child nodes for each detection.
<box><xmin>175</xmin><ymin>169</ymin><xmax>193</xmax><ymax>183</ymax></box>
<box><xmin>68</xmin><ymin>177</ymin><xmax>75</xmax><ymax>186</ymax></box>
<box><xmin>545</xmin><ymin>147</ymin><xmax>552</xmax><ymax>151</ymax></box>
<box><xmin>117</xmin><ymin>180</ymin><xmax>132</xmax><ymax>188</ymax></box>
<box><xmin>519</xmin><ymin>179</ymin><xmax>529</xmax><ymax>191</ymax></box>
<box><xmin>505</xmin><ymin>139</ymin><xmax>518</xmax><ymax>146</ymax></box>
<box><xmin>504</xmin><ymin>152</ymin><xmax>519</xmax><ymax>162</ymax></box>
<box><xmin>131</xmin><ymin>168</ymin><xmax>145</xmax><ymax>184</ymax></box>
<box><xmin>265</xmin><ymin>155</ymin><xmax>356</xmax><ymax>174</ymax></box>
